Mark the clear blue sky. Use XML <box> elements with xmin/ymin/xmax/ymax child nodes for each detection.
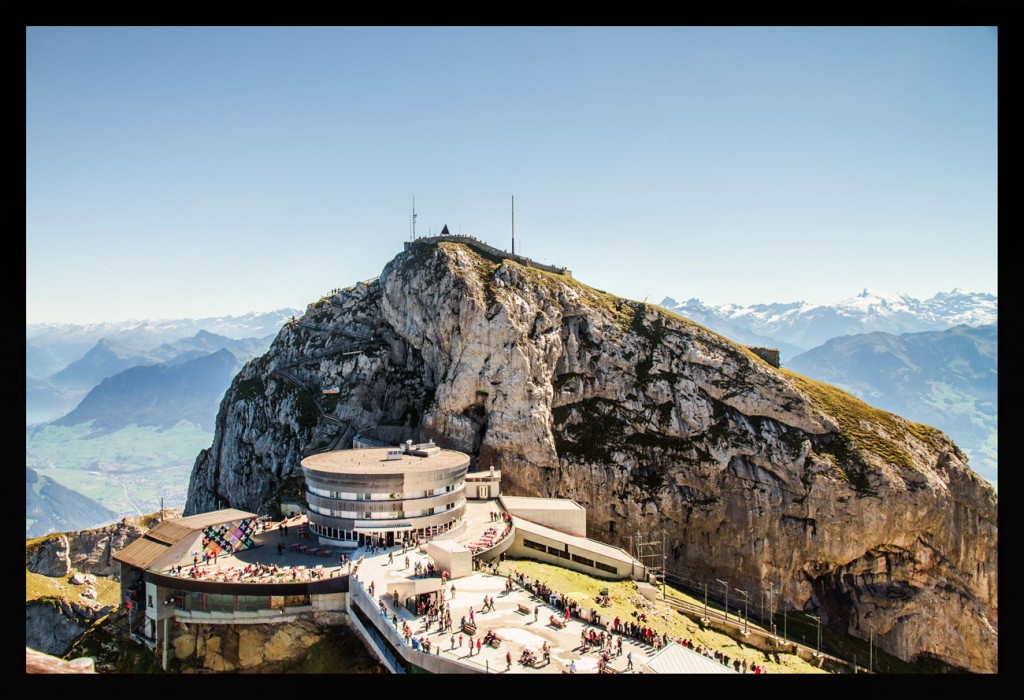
<box><xmin>26</xmin><ymin>26</ymin><xmax>998</xmax><ymax>324</ymax></box>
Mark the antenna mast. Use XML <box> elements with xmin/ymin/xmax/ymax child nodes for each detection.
<box><xmin>411</xmin><ymin>197</ymin><xmax>417</xmax><ymax>240</ymax></box>
<box><xmin>511</xmin><ymin>195</ymin><xmax>515</xmax><ymax>255</ymax></box>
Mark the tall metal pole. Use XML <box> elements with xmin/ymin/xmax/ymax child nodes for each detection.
<box><xmin>735</xmin><ymin>588</ymin><xmax>749</xmax><ymax>635</ymax></box>
<box><xmin>661</xmin><ymin>530</ymin><xmax>666</xmax><ymax>601</ymax></box>
<box><xmin>702</xmin><ymin>582</ymin><xmax>708</xmax><ymax>623</ymax></box>
<box><xmin>715</xmin><ymin>579</ymin><xmax>728</xmax><ymax>621</ymax></box>
<box><xmin>807</xmin><ymin>613</ymin><xmax>821</xmax><ymax>655</ymax></box>
<box><xmin>511</xmin><ymin>195</ymin><xmax>515</xmax><ymax>255</ymax></box>
<box><xmin>869</xmin><ymin>625</ymin><xmax>873</xmax><ymax>673</ymax></box>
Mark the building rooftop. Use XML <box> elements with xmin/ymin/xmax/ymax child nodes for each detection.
<box><xmin>113</xmin><ymin>508</ymin><xmax>257</xmax><ymax>570</ymax></box>
<box><xmin>500</xmin><ymin>495</ymin><xmax>584</xmax><ymax>511</ymax></box>
<box><xmin>513</xmin><ymin>516</ymin><xmax>637</xmax><ymax>565</ymax></box>
<box><xmin>641</xmin><ymin>641</ymin><xmax>737</xmax><ymax>674</ymax></box>
<box><xmin>301</xmin><ymin>447</ymin><xmax>469</xmax><ymax>475</ymax></box>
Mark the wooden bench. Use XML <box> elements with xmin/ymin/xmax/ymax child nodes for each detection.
<box><xmin>517</xmin><ymin>603</ymin><xmax>532</xmax><ymax>615</ymax></box>
<box><xmin>549</xmin><ymin>615</ymin><xmax>566</xmax><ymax>629</ymax></box>
<box><xmin>462</xmin><ymin>621</ymin><xmax>477</xmax><ymax>636</ymax></box>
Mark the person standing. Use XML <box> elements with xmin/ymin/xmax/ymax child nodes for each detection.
<box><xmin>506</xmin><ymin>651</ymin><xmax>512</xmax><ymax>671</ymax></box>
<box><xmin>569</xmin><ymin>660</ymin><xmax>576</xmax><ymax>674</ymax></box>
<box><xmin>626</xmin><ymin>651</ymin><xmax>633</xmax><ymax>670</ymax></box>
<box><xmin>476</xmin><ymin>638</ymin><xmax>482</xmax><ymax>656</ymax></box>
<box><xmin>534</xmin><ymin>606</ymin><xmax>539</xmax><ymax>623</ymax></box>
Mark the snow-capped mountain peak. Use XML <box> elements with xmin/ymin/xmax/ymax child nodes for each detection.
<box><xmin>660</xmin><ymin>289</ymin><xmax>996</xmax><ymax>356</ymax></box>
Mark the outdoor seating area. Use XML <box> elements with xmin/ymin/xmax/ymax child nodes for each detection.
<box><xmin>466</xmin><ymin>526</ymin><xmax>501</xmax><ymax>552</ymax></box>
<box><xmin>288</xmin><ymin>542</ymin><xmax>339</xmax><ymax>558</ymax></box>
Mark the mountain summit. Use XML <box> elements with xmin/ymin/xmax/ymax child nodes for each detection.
<box><xmin>185</xmin><ymin>238</ymin><xmax>997</xmax><ymax>672</ymax></box>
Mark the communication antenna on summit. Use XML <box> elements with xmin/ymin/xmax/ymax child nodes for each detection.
<box><xmin>410</xmin><ymin>197</ymin><xmax>418</xmax><ymax>240</ymax></box>
<box><xmin>511</xmin><ymin>195</ymin><xmax>515</xmax><ymax>255</ymax></box>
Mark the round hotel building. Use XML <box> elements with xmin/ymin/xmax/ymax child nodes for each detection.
<box><xmin>300</xmin><ymin>442</ymin><xmax>470</xmax><ymax>548</ymax></box>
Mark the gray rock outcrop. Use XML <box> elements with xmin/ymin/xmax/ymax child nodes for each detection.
<box><xmin>25</xmin><ymin>598</ymin><xmax>112</xmax><ymax>657</ymax></box>
<box><xmin>27</xmin><ymin>534</ymin><xmax>71</xmax><ymax>577</ymax></box>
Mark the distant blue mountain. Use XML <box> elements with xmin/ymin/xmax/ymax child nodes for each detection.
<box><xmin>47</xmin><ymin>338</ymin><xmax>160</xmax><ymax>390</ymax></box>
<box><xmin>788</xmin><ymin>324</ymin><xmax>997</xmax><ymax>485</ymax></box>
<box><xmin>26</xmin><ymin>466</ymin><xmax>118</xmax><ymax>537</ymax></box>
<box><xmin>54</xmin><ymin>348</ymin><xmax>242</xmax><ymax>433</ymax></box>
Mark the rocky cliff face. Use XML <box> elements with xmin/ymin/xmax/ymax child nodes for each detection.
<box><xmin>185</xmin><ymin>240</ymin><xmax>997</xmax><ymax>672</ymax></box>
<box><xmin>25</xmin><ymin>598</ymin><xmax>112</xmax><ymax>656</ymax></box>
<box><xmin>167</xmin><ymin>613</ymin><xmax>380</xmax><ymax>672</ymax></box>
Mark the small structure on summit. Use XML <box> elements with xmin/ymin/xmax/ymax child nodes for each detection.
<box><xmin>746</xmin><ymin>346</ymin><xmax>781</xmax><ymax>368</ymax></box>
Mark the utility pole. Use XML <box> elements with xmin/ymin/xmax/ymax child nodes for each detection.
<box><xmin>735</xmin><ymin>587</ymin><xmax>749</xmax><ymax>635</ymax></box>
<box><xmin>807</xmin><ymin>613</ymin><xmax>821</xmax><ymax>655</ymax></box>
<box><xmin>661</xmin><ymin>530</ymin><xmax>667</xmax><ymax>601</ymax></box>
<box><xmin>702</xmin><ymin>582</ymin><xmax>709</xmax><ymax>624</ymax></box>
<box><xmin>869</xmin><ymin>625</ymin><xmax>874</xmax><ymax>673</ymax></box>
<box><xmin>715</xmin><ymin>578</ymin><xmax>729</xmax><ymax>621</ymax></box>
<box><xmin>511</xmin><ymin>195</ymin><xmax>515</xmax><ymax>255</ymax></box>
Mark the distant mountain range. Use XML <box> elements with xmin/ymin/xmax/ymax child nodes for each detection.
<box><xmin>788</xmin><ymin>323</ymin><xmax>997</xmax><ymax>486</ymax></box>
<box><xmin>660</xmin><ymin>288</ymin><xmax>996</xmax><ymax>360</ymax></box>
<box><xmin>53</xmin><ymin>347</ymin><xmax>244</xmax><ymax>434</ymax></box>
<box><xmin>26</xmin><ymin>466</ymin><xmax>117</xmax><ymax>538</ymax></box>
<box><xmin>25</xmin><ymin>310</ymin><xmax>297</xmax><ymax>529</ymax></box>
<box><xmin>26</xmin><ymin>309</ymin><xmax>298</xmax><ymax>380</ymax></box>
<box><xmin>26</xmin><ymin>313</ymin><xmax>295</xmax><ymax>425</ymax></box>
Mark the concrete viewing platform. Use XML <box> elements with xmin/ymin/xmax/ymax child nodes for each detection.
<box><xmin>131</xmin><ymin>498</ymin><xmax>703</xmax><ymax>673</ymax></box>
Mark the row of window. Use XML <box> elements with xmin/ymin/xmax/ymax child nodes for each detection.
<box><xmin>307</xmin><ymin>484</ymin><xmax>458</xmax><ymax>501</ymax></box>
<box><xmin>171</xmin><ymin>591</ymin><xmax>311</xmax><ymax>613</ymax></box>
<box><xmin>309</xmin><ymin>520</ymin><xmax>457</xmax><ymax>542</ymax></box>
<box><xmin>520</xmin><ymin>538</ymin><xmax>618</xmax><ymax>575</ymax></box>
<box><xmin>307</xmin><ymin>501</ymin><xmax>458</xmax><ymax>519</ymax></box>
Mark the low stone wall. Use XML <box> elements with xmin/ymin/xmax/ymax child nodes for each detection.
<box><xmin>406</xmin><ymin>235</ymin><xmax>572</xmax><ymax>277</ymax></box>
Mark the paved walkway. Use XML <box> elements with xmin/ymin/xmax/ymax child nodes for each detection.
<box><xmin>350</xmin><ymin>503</ymin><xmax>655</xmax><ymax>674</ymax></box>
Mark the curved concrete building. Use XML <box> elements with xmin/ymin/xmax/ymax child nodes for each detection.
<box><xmin>301</xmin><ymin>443</ymin><xmax>470</xmax><ymax>548</ymax></box>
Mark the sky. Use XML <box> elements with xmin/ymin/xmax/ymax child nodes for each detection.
<box><xmin>26</xmin><ymin>26</ymin><xmax>998</xmax><ymax>324</ymax></box>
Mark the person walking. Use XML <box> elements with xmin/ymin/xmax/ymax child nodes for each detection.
<box><xmin>388</xmin><ymin>551</ymin><xmax>394</xmax><ymax>564</ymax></box>
<box><xmin>405</xmin><ymin>555</ymin><xmax>410</xmax><ymax>569</ymax></box>
<box><xmin>626</xmin><ymin>651</ymin><xmax>633</xmax><ymax>670</ymax></box>
<box><xmin>534</xmin><ymin>606</ymin><xmax>539</xmax><ymax>623</ymax></box>
<box><xmin>506</xmin><ymin>651</ymin><xmax>512</xmax><ymax>671</ymax></box>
